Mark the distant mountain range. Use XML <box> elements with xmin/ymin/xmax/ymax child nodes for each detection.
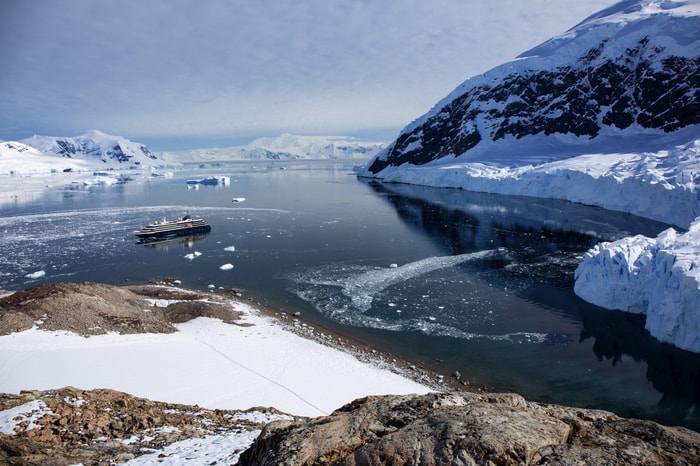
<box><xmin>160</xmin><ymin>134</ymin><xmax>386</xmax><ymax>163</ymax></box>
<box><xmin>0</xmin><ymin>132</ymin><xmax>385</xmax><ymax>174</ymax></box>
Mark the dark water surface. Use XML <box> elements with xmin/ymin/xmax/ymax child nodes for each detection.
<box><xmin>1</xmin><ymin>160</ymin><xmax>698</xmax><ymax>431</ymax></box>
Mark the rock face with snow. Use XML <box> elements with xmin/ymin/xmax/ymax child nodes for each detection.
<box><xmin>364</xmin><ymin>1</ymin><xmax>699</xmax><ymax>173</ymax></box>
<box><xmin>160</xmin><ymin>133</ymin><xmax>385</xmax><ymax>163</ymax></box>
<box><xmin>0</xmin><ymin>130</ymin><xmax>163</xmax><ymax>174</ymax></box>
<box><xmin>575</xmin><ymin>217</ymin><xmax>700</xmax><ymax>353</ymax></box>
<box><xmin>0</xmin><ymin>140</ymin><xmax>99</xmax><ymax>174</ymax></box>
<box><xmin>0</xmin><ymin>387</ymin><xmax>291</xmax><ymax>465</ymax></box>
<box><xmin>19</xmin><ymin>130</ymin><xmax>158</xmax><ymax>168</ymax></box>
<box><xmin>359</xmin><ymin>0</ymin><xmax>700</xmax><ymax>227</ymax></box>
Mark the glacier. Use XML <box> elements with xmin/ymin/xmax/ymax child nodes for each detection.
<box><xmin>373</xmin><ymin>137</ymin><xmax>700</xmax><ymax>230</ymax></box>
<box><xmin>575</xmin><ymin>217</ymin><xmax>700</xmax><ymax>353</ymax></box>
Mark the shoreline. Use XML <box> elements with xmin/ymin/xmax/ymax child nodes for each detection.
<box><xmin>226</xmin><ymin>289</ymin><xmax>474</xmax><ymax>394</ymax></box>
<box><xmin>0</xmin><ymin>280</ymin><xmax>441</xmax><ymax>418</ymax></box>
<box><xmin>0</xmin><ymin>278</ymin><xmax>476</xmax><ymax>395</ymax></box>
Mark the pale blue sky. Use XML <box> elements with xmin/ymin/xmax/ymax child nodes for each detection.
<box><xmin>0</xmin><ymin>0</ymin><xmax>615</xmax><ymax>150</ymax></box>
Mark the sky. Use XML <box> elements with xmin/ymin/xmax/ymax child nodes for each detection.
<box><xmin>0</xmin><ymin>0</ymin><xmax>616</xmax><ymax>150</ymax></box>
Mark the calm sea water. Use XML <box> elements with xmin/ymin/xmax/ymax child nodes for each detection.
<box><xmin>1</xmin><ymin>160</ymin><xmax>698</xmax><ymax>431</ymax></box>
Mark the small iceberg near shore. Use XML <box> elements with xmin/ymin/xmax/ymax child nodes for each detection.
<box><xmin>186</xmin><ymin>176</ymin><xmax>230</xmax><ymax>186</ymax></box>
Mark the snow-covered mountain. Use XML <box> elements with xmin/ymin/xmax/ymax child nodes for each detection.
<box><xmin>360</xmin><ymin>0</ymin><xmax>700</xmax><ymax>354</ymax></box>
<box><xmin>360</xmin><ymin>0</ymin><xmax>700</xmax><ymax>224</ymax></box>
<box><xmin>0</xmin><ymin>140</ymin><xmax>95</xmax><ymax>174</ymax></box>
<box><xmin>161</xmin><ymin>134</ymin><xmax>386</xmax><ymax>163</ymax></box>
<box><xmin>20</xmin><ymin>130</ymin><xmax>159</xmax><ymax>167</ymax></box>
<box><xmin>0</xmin><ymin>130</ymin><xmax>162</xmax><ymax>174</ymax></box>
<box><xmin>1</xmin><ymin>132</ymin><xmax>385</xmax><ymax>174</ymax></box>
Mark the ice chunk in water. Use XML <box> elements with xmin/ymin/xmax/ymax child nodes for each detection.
<box><xmin>184</xmin><ymin>251</ymin><xmax>203</xmax><ymax>261</ymax></box>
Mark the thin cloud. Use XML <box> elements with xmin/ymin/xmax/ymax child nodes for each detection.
<box><xmin>0</xmin><ymin>0</ymin><xmax>615</xmax><ymax>145</ymax></box>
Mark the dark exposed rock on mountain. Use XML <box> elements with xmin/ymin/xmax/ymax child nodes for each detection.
<box><xmin>238</xmin><ymin>391</ymin><xmax>700</xmax><ymax>465</ymax></box>
<box><xmin>364</xmin><ymin>2</ymin><xmax>700</xmax><ymax>175</ymax></box>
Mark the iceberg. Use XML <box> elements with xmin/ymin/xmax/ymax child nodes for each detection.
<box><xmin>574</xmin><ymin>218</ymin><xmax>700</xmax><ymax>353</ymax></box>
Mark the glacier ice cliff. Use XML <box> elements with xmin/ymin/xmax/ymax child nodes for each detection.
<box><xmin>574</xmin><ymin>217</ymin><xmax>700</xmax><ymax>353</ymax></box>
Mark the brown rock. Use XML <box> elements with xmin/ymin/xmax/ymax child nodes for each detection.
<box><xmin>0</xmin><ymin>387</ymin><xmax>295</xmax><ymax>465</ymax></box>
<box><xmin>0</xmin><ymin>281</ymin><xmax>244</xmax><ymax>336</ymax></box>
<box><xmin>237</xmin><ymin>391</ymin><xmax>700</xmax><ymax>465</ymax></box>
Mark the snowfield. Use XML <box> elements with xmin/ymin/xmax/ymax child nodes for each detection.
<box><xmin>0</xmin><ymin>298</ymin><xmax>432</xmax><ymax>463</ymax></box>
<box><xmin>0</xmin><ymin>301</ymin><xmax>431</xmax><ymax>418</ymax></box>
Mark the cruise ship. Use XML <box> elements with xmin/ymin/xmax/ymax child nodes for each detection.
<box><xmin>134</xmin><ymin>215</ymin><xmax>211</xmax><ymax>241</ymax></box>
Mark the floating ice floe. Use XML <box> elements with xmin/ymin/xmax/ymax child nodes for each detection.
<box><xmin>232</xmin><ymin>197</ymin><xmax>246</xmax><ymax>203</ymax></box>
<box><xmin>220</xmin><ymin>263</ymin><xmax>234</xmax><ymax>271</ymax></box>
<box><xmin>345</xmin><ymin>251</ymin><xmax>499</xmax><ymax>311</ymax></box>
<box><xmin>224</xmin><ymin>246</ymin><xmax>236</xmax><ymax>252</ymax></box>
<box><xmin>25</xmin><ymin>270</ymin><xmax>46</xmax><ymax>279</ymax></box>
<box><xmin>184</xmin><ymin>251</ymin><xmax>203</xmax><ymax>261</ymax></box>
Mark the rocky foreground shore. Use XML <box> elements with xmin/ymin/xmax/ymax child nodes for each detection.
<box><xmin>1</xmin><ymin>282</ymin><xmax>699</xmax><ymax>465</ymax></box>
<box><xmin>2</xmin><ymin>388</ymin><xmax>698</xmax><ymax>465</ymax></box>
<box><xmin>0</xmin><ymin>387</ymin><xmax>294</xmax><ymax>465</ymax></box>
<box><xmin>239</xmin><ymin>391</ymin><xmax>700</xmax><ymax>465</ymax></box>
